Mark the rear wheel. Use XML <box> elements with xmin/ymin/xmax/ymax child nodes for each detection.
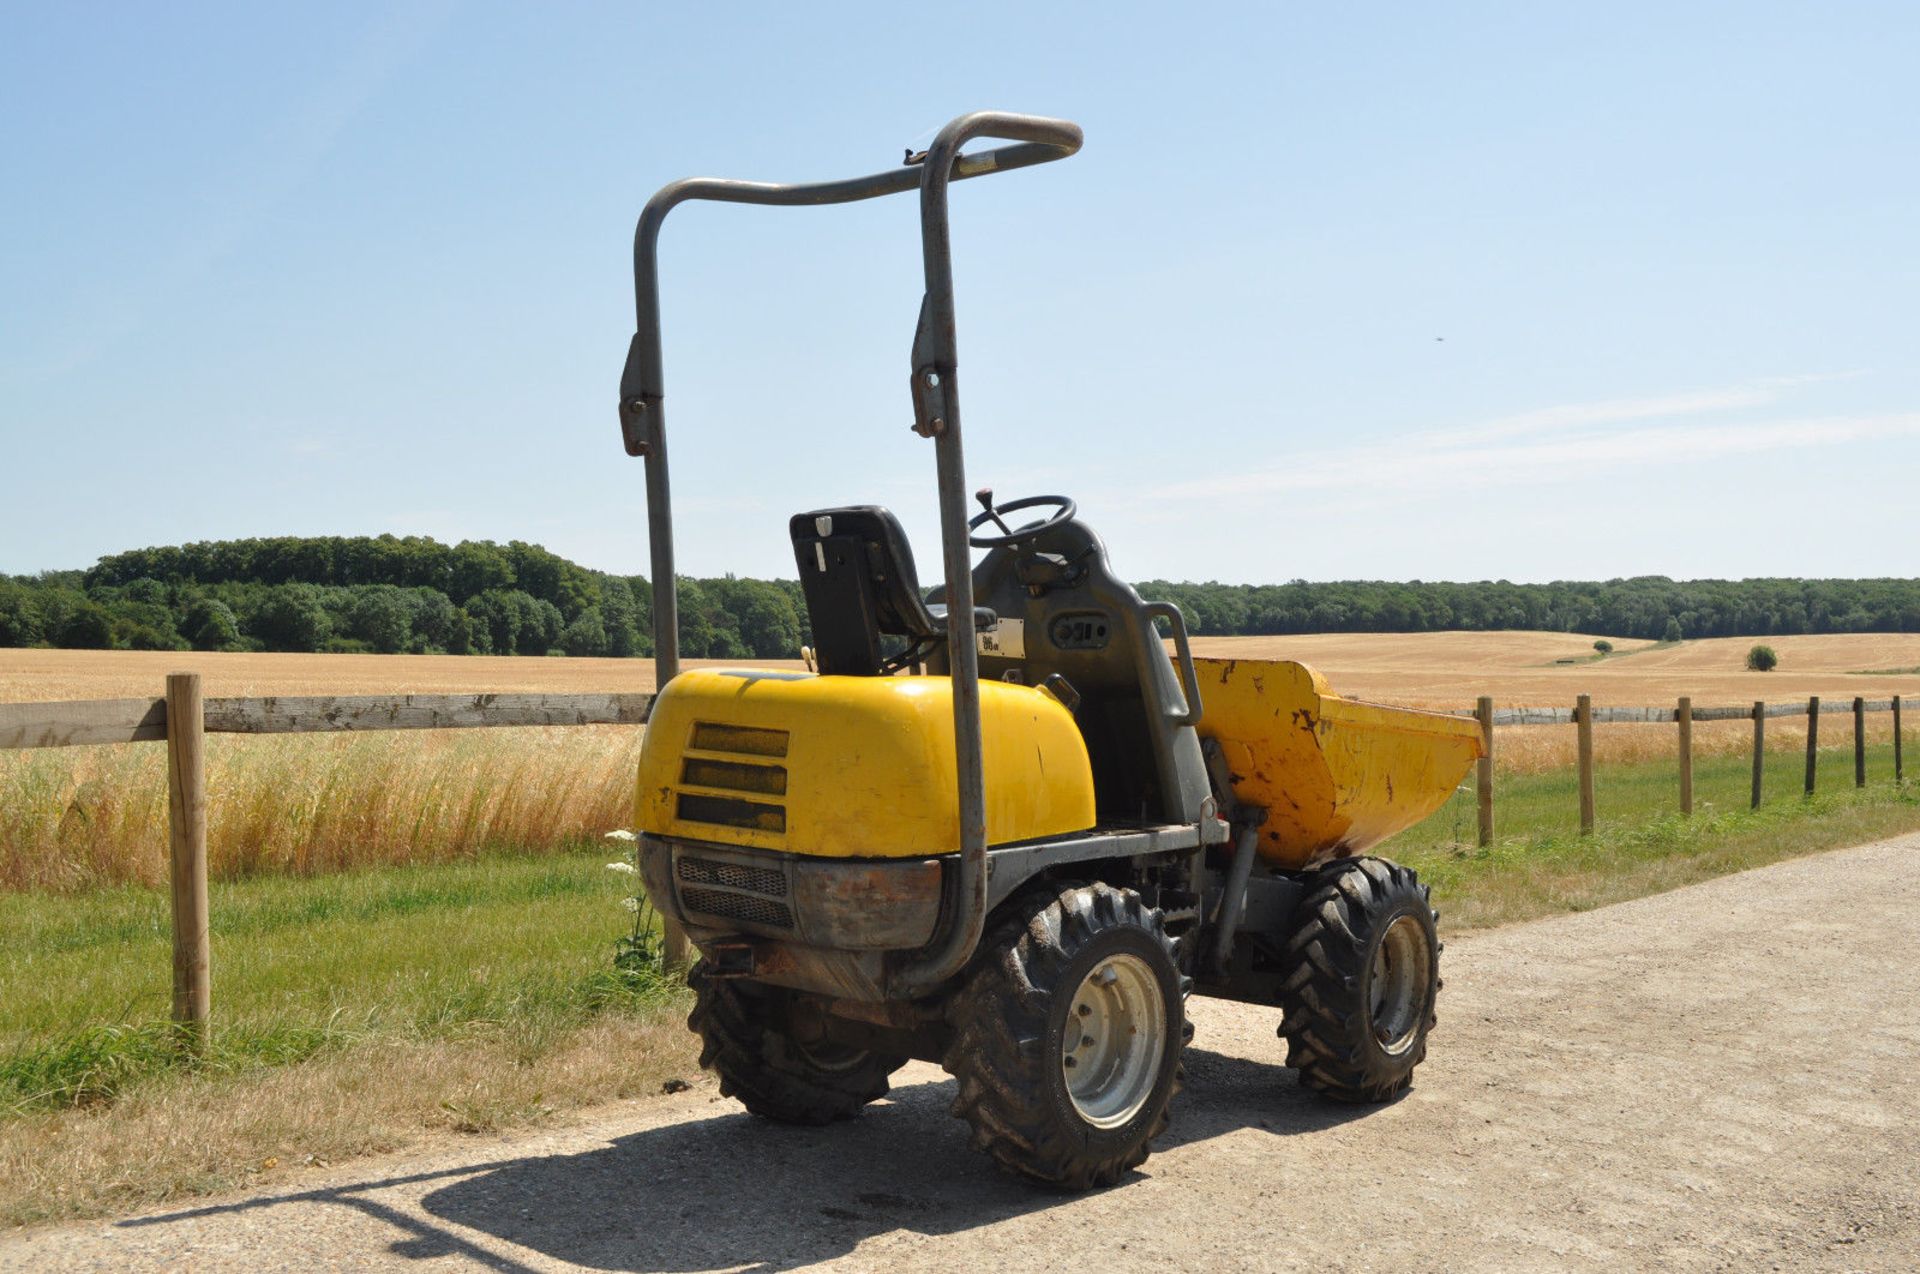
<box><xmin>688</xmin><ymin>963</ymin><xmax>904</xmax><ymax>1124</ymax></box>
<box><xmin>1279</xmin><ymin>857</ymin><xmax>1440</xmax><ymax>1103</ymax></box>
<box><xmin>944</xmin><ymin>881</ymin><xmax>1185</xmax><ymax>1189</ymax></box>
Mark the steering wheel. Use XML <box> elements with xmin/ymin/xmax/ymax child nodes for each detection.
<box><xmin>967</xmin><ymin>488</ymin><xmax>1077</xmax><ymax>549</ymax></box>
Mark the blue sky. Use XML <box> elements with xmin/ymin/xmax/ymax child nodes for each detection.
<box><xmin>3</xmin><ymin>3</ymin><xmax>1915</xmax><ymax>585</ymax></box>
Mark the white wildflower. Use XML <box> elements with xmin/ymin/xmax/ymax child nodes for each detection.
<box><xmin>621</xmin><ymin>896</ymin><xmax>642</xmax><ymax>912</ymax></box>
<box><xmin>606</xmin><ymin>861</ymin><xmax>637</xmax><ymax>875</ymax></box>
<box><xmin>604</xmin><ymin>829</ymin><xmax>638</xmax><ymax>842</ymax></box>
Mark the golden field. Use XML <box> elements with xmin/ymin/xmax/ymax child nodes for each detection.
<box><xmin>3</xmin><ymin>635</ymin><xmax>1917</xmax><ymax>890</ymax></box>
<box><xmin>1191</xmin><ymin>630</ymin><xmax>1920</xmax><ymax>773</ymax></box>
<box><xmin>1187</xmin><ymin>629</ymin><xmax>1920</xmax><ymax>708</ymax></box>
<box><xmin>10</xmin><ymin>630</ymin><xmax>1916</xmax><ymax>707</ymax></box>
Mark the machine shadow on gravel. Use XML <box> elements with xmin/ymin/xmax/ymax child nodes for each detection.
<box><xmin>401</xmin><ymin>1053</ymin><xmax>1372</xmax><ymax>1272</ymax></box>
<box><xmin>118</xmin><ymin>1053</ymin><xmax>1376</xmax><ymax>1270</ymax></box>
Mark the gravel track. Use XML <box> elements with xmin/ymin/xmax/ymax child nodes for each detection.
<box><xmin>10</xmin><ymin>834</ymin><xmax>1920</xmax><ymax>1272</ymax></box>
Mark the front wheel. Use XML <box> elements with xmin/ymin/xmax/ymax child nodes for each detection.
<box><xmin>1279</xmin><ymin>857</ymin><xmax>1440</xmax><ymax>1103</ymax></box>
<box><xmin>943</xmin><ymin>881</ymin><xmax>1185</xmax><ymax>1189</ymax></box>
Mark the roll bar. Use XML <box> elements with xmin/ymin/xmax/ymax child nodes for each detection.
<box><xmin>618</xmin><ymin>111</ymin><xmax>1084</xmax><ymax>997</ymax></box>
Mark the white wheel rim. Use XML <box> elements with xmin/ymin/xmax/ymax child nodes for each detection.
<box><xmin>1370</xmin><ymin>914</ymin><xmax>1431</xmax><ymax>1056</ymax></box>
<box><xmin>1062</xmin><ymin>953</ymin><xmax>1165</xmax><ymax>1129</ymax></box>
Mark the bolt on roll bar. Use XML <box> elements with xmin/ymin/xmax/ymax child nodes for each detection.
<box><xmin>618</xmin><ymin>111</ymin><xmax>1084</xmax><ymax>996</ymax></box>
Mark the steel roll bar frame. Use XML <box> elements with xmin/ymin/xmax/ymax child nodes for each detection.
<box><xmin>618</xmin><ymin>111</ymin><xmax>1084</xmax><ymax>996</ymax></box>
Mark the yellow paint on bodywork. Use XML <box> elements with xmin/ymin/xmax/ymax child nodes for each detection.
<box><xmin>1193</xmin><ymin>657</ymin><xmax>1484</xmax><ymax>869</ymax></box>
<box><xmin>636</xmin><ymin>669</ymin><xmax>1095</xmax><ymax>857</ymax></box>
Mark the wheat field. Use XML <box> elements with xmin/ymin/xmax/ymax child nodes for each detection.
<box><xmin>4</xmin><ymin>635</ymin><xmax>1917</xmax><ymax>890</ymax></box>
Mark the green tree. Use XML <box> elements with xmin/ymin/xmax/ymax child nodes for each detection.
<box><xmin>54</xmin><ymin>601</ymin><xmax>114</xmax><ymax>649</ymax></box>
<box><xmin>560</xmin><ymin>607</ymin><xmax>610</xmax><ymax>657</ymax></box>
<box><xmin>1746</xmin><ymin>644</ymin><xmax>1779</xmax><ymax>672</ymax></box>
<box><xmin>184</xmin><ymin>598</ymin><xmax>243</xmax><ymax>651</ymax></box>
<box><xmin>349</xmin><ymin>588</ymin><xmax>413</xmax><ymax>654</ymax></box>
<box><xmin>250</xmin><ymin>586</ymin><xmax>331</xmax><ymax>652</ymax></box>
<box><xmin>1662</xmin><ymin>617</ymin><xmax>1684</xmax><ymax>643</ymax></box>
<box><xmin>446</xmin><ymin>608</ymin><xmax>478</xmax><ymax>655</ymax></box>
<box><xmin>0</xmin><ymin>584</ymin><xmax>45</xmax><ymax>646</ymax></box>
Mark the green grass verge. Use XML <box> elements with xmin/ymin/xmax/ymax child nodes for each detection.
<box><xmin>1393</xmin><ymin>738</ymin><xmax>1920</xmax><ymax>926</ymax></box>
<box><xmin>0</xmin><ymin>851</ymin><xmax>676</xmax><ymax>1115</ymax></box>
<box><xmin>4</xmin><ymin>740</ymin><xmax>1916</xmax><ymax>1122</ymax></box>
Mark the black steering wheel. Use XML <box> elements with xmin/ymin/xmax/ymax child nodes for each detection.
<box><xmin>967</xmin><ymin>488</ymin><xmax>1077</xmax><ymax>549</ymax></box>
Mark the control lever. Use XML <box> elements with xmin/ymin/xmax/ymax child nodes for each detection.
<box><xmin>974</xmin><ymin>487</ymin><xmax>1016</xmax><ymax>538</ymax></box>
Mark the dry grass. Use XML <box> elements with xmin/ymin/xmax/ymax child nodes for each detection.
<box><xmin>0</xmin><ymin>649</ymin><xmax>802</xmax><ymax>893</ymax></box>
<box><xmin>0</xmin><ymin>1014</ymin><xmax>695</xmax><ymax>1228</ymax></box>
<box><xmin>0</xmin><ymin>728</ymin><xmax>647</xmax><ymax>892</ymax></box>
<box><xmin>1489</xmin><ymin>714</ymin><xmax>1904</xmax><ymax>775</ymax></box>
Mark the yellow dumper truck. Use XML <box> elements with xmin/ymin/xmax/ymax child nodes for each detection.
<box><xmin>617</xmin><ymin>112</ymin><xmax>1482</xmax><ymax>1188</ymax></box>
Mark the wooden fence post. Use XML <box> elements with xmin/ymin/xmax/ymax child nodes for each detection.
<box><xmin>1804</xmin><ymin>696</ymin><xmax>1819</xmax><ymax>797</ymax></box>
<box><xmin>1677</xmin><ymin>696</ymin><xmax>1693</xmax><ymax>816</ymax></box>
<box><xmin>1854</xmin><ymin>696</ymin><xmax>1866</xmax><ymax>788</ymax></box>
<box><xmin>166</xmin><ymin>673</ymin><xmax>211</xmax><ymax>1053</ymax></box>
<box><xmin>1475</xmin><ymin>696</ymin><xmax>1495</xmax><ymax>847</ymax></box>
<box><xmin>1896</xmin><ymin>695</ymin><xmax>1905</xmax><ymax>783</ymax></box>
<box><xmin>1576</xmin><ymin>694</ymin><xmax>1595</xmax><ymax>835</ymax></box>
<box><xmin>1751</xmin><ymin>701</ymin><xmax>1765</xmax><ymax>810</ymax></box>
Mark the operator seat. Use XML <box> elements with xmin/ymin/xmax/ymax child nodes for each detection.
<box><xmin>790</xmin><ymin>506</ymin><xmax>995</xmax><ymax>676</ymax></box>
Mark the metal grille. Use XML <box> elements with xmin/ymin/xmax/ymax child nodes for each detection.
<box><xmin>678</xmin><ymin>856</ymin><xmax>787</xmax><ymax>897</ymax></box>
<box><xmin>680</xmin><ymin>886</ymin><xmax>794</xmax><ymax>930</ymax></box>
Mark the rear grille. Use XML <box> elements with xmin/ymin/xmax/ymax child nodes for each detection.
<box><xmin>676</xmin><ymin>852</ymin><xmax>794</xmax><ymax>930</ymax></box>
<box><xmin>679</xmin><ymin>887</ymin><xmax>794</xmax><ymax>930</ymax></box>
<box><xmin>679</xmin><ymin>856</ymin><xmax>787</xmax><ymax>896</ymax></box>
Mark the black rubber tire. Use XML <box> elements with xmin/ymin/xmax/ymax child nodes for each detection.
<box><xmin>688</xmin><ymin>963</ymin><xmax>904</xmax><ymax>1125</ymax></box>
<box><xmin>1278</xmin><ymin>856</ymin><xmax>1441</xmax><ymax>1103</ymax></box>
<box><xmin>943</xmin><ymin>881</ymin><xmax>1186</xmax><ymax>1190</ymax></box>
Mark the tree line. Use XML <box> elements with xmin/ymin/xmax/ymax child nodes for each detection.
<box><xmin>0</xmin><ymin>536</ymin><xmax>805</xmax><ymax>659</ymax></box>
<box><xmin>1138</xmin><ymin>577</ymin><xmax>1920</xmax><ymax>641</ymax></box>
<box><xmin>3</xmin><ymin>535</ymin><xmax>1918</xmax><ymax>659</ymax></box>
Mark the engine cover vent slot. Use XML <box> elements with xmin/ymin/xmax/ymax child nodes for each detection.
<box><xmin>688</xmin><ymin>722</ymin><xmax>789</xmax><ymax>757</ymax></box>
<box><xmin>676</xmin><ymin>793</ymin><xmax>787</xmax><ymax>834</ymax></box>
<box><xmin>680</xmin><ymin>757</ymin><xmax>788</xmax><ymax>796</ymax></box>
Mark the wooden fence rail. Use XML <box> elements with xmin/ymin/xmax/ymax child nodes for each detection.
<box><xmin>2</xmin><ymin>677</ymin><xmax>1912</xmax><ymax>1037</ymax></box>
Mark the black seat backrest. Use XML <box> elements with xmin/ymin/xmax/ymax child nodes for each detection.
<box><xmin>790</xmin><ymin>507</ymin><xmax>941</xmax><ymax>676</ymax></box>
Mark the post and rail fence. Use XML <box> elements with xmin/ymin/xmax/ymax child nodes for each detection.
<box><xmin>1</xmin><ymin>677</ymin><xmax>1913</xmax><ymax>1041</ymax></box>
<box><xmin>0</xmin><ymin>676</ymin><xmax>662</xmax><ymax>1049</ymax></box>
<box><xmin>1449</xmin><ymin>693</ymin><xmax>1910</xmax><ymax>848</ymax></box>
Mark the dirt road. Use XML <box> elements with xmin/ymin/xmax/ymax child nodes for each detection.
<box><xmin>11</xmin><ymin>835</ymin><xmax>1920</xmax><ymax>1272</ymax></box>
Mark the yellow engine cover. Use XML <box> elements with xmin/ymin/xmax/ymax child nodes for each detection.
<box><xmin>636</xmin><ymin>669</ymin><xmax>1096</xmax><ymax>858</ymax></box>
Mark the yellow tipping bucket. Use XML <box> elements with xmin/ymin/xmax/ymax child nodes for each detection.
<box><xmin>1192</xmin><ymin>658</ymin><xmax>1483</xmax><ymax>869</ymax></box>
